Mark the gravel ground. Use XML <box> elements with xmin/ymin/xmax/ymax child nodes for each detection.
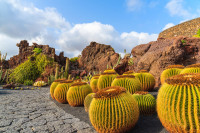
<box><xmin>0</xmin><ymin>85</ymin><xmax>168</xmax><ymax>133</ymax></box>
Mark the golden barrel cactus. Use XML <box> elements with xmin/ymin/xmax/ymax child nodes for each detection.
<box><xmin>54</xmin><ymin>80</ymin><xmax>73</xmax><ymax>104</ymax></box>
<box><xmin>97</xmin><ymin>69</ymin><xmax>118</xmax><ymax>90</ymax></box>
<box><xmin>84</xmin><ymin>93</ymin><xmax>95</xmax><ymax>112</ymax></box>
<box><xmin>180</xmin><ymin>63</ymin><xmax>200</xmax><ymax>74</ymax></box>
<box><xmin>157</xmin><ymin>73</ymin><xmax>200</xmax><ymax>133</ymax></box>
<box><xmin>111</xmin><ymin>75</ymin><xmax>142</xmax><ymax>94</ymax></box>
<box><xmin>133</xmin><ymin>91</ymin><xmax>156</xmax><ymax>115</ymax></box>
<box><xmin>90</xmin><ymin>74</ymin><xmax>100</xmax><ymax>93</ymax></box>
<box><xmin>67</xmin><ymin>81</ymin><xmax>92</xmax><ymax>107</ymax></box>
<box><xmin>134</xmin><ymin>70</ymin><xmax>155</xmax><ymax>91</ymax></box>
<box><xmin>123</xmin><ymin>70</ymin><xmax>135</xmax><ymax>75</ymax></box>
<box><xmin>50</xmin><ymin>79</ymin><xmax>66</xmax><ymax>99</ymax></box>
<box><xmin>89</xmin><ymin>86</ymin><xmax>139</xmax><ymax>133</ymax></box>
<box><xmin>160</xmin><ymin>65</ymin><xmax>184</xmax><ymax>84</ymax></box>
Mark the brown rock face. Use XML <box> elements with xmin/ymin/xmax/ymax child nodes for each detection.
<box><xmin>131</xmin><ymin>36</ymin><xmax>200</xmax><ymax>87</ymax></box>
<box><xmin>8</xmin><ymin>40</ymin><xmax>66</xmax><ymax>68</ymax></box>
<box><xmin>79</xmin><ymin>42</ymin><xmax>120</xmax><ymax>72</ymax></box>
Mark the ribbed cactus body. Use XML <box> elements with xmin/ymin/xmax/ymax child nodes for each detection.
<box><xmin>161</xmin><ymin>65</ymin><xmax>184</xmax><ymax>84</ymax></box>
<box><xmin>54</xmin><ymin>80</ymin><xmax>73</xmax><ymax>104</ymax></box>
<box><xmin>111</xmin><ymin>75</ymin><xmax>142</xmax><ymax>94</ymax></box>
<box><xmin>180</xmin><ymin>63</ymin><xmax>200</xmax><ymax>74</ymax></box>
<box><xmin>157</xmin><ymin>73</ymin><xmax>200</xmax><ymax>133</ymax></box>
<box><xmin>67</xmin><ymin>82</ymin><xmax>92</xmax><ymax>107</ymax></box>
<box><xmin>134</xmin><ymin>70</ymin><xmax>155</xmax><ymax>91</ymax></box>
<box><xmin>89</xmin><ymin>86</ymin><xmax>139</xmax><ymax>133</ymax></box>
<box><xmin>84</xmin><ymin>93</ymin><xmax>95</xmax><ymax>112</ymax></box>
<box><xmin>97</xmin><ymin>69</ymin><xmax>118</xmax><ymax>90</ymax></box>
<box><xmin>50</xmin><ymin>79</ymin><xmax>65</xmax><ymax>99</ymax></box>
<box><xmin>90</xmin><ymin>74</ymin><xmax>100</xmax><ymax>93</ymax></box>
<box><xmin>133</xmin><ymin>91</ymin><xmax>156</xmax><ymax>115</ymax></box>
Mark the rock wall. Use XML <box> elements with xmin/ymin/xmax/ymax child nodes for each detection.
<box><xmin>159</xmin><ymin>17</ymin><xmax>200</xmax><ymax>38</ymax></box>
<box><xmin>131</xmin><ymin>36</ymin><xmax>200</xmax><ymax>87</ymax></box>
<box><xmin>8</xmin><ymin>40</ymin><xmax>66</xmax><ymax>68</ymax></box>
<box><xmin>79</xmin><ymin>42</ymin><xmax>120</xmax><ymax>73</ymax></box>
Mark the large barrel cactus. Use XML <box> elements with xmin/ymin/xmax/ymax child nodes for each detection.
<box><xmin>90</xmin><ymin>74</ymin><xmax>100</xmax><ymax>93</ymax></box>
<box><xmin>54</xmin><ymin>80</ymin><xmax>73</xmax><ymax>104</ymax></box>
<box><xmin>89</xmin><ymin>86</ymin><xmax>139</xmax><ymax>133</ymax></box>
<box><xmin>50</xmin><ymin>79</ymin><xmax>66</xmax><ymax>99</ymax></box>
<box><xmin>133</xmin><ymin>91</ymin><xmax>156</xmax><ymax>115</ymax></box>
<box><xmin>180</xmin><ymin>63</ymin><xmax>200</xmax><ymax>74</ymax></box>
<box><xmin>157</xmin><ymin>73</ymin><xmax>200</xmax><ymax>133</ymax></box>
<box><xmin>84</xmin><ymin>93</ymin><xmax>95</xmax><ymax>112</ymax></box>
<box><xmin>134</xmin><ymin>70</ymin><xmax>155</xmax><ymax>91</ymax></box>
<box><xmin>111</xmin><ymin>75</ymin><xmax>142</xmax><ymax>94</ymax></box>
<box><xmin>160</xmin><ymin>65</ymin><xmax>184</xmax><ymax>84</ymax></box>
<box><xmin>67</xmin><ymin>81</ymin><xmax>92</xmax><ymax>107</ymax></box>
<box><xmin>97</xmin><ymin>69</ymin><xmax>118</xmax><ymax>90</ymax></box>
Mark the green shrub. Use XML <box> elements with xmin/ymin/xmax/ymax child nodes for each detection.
<box><xmin>70</xmin><ymin>57</ymin><xmax>79</xmax><ymax>63</ymax></box>
<box><xmin>23</xmin><ymin>80</ymin><xmax>33</xmax><ymax>86</ymax></box>
<box><xmin>193</xmin><ymin>29</ymin><xmax>200</xmax><ymax>38</ymax></box>
<box><xmin>33</xmin><ymin>48</ymin><xmax>42</xmax><ymax>54</ymax></box>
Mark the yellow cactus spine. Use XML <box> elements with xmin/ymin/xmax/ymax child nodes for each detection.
<box><xmin>111</xmin><ymin>75</ymin><xmax>142</xmax><ymax>94</ymax></box>
<box><xmin>54</xmin><ymin>80</ymin><xmax>73</xmax><ymax>104</ymax></box>
<box><xmin>134</xmin><ymin>70</ymin><xmax>155</xmax><ymax>91</ymax></box>
<box><xmin>97</xmin><ymin>69</ymin><xmax>118</xmax><ymax>90</ymax></box>
<box><xmin>157</xmin><ymin>73</ymin><xmax>200</xmax><ymax>133</ymax></box>
<box><xmin>50</xmin><ymin>79</ymin><xmax>65</xmax><ymax>99</ymax></box>
<box><xmin>67</xmin><ymin>81</ymin><xmax>92</xmax><ymax>107</ymax></box>
<box><xmin>160</xmin><ymin>64</ymin><xmax>184</xmax><ymax>84</ymax></box>
<box><xmin>89</xmin><ymin>86</ymin><xmax>139</xmax><ymax>133</ymax></box>
<box><xmin>133</xmin><ymin>91</ymin><xmax>156</xmax><ymax>115</ymax></box>
<box><xmin>90</xmin><ymin>74</ymin><xmax>100</xmax><ymax>93</ymax></box>
<box><xmin>84</xmin><ymin>93</ymin><xmax>95</xmax><ymax>112</ymax></box>
<box><xmin>180</xmin><ymin>63</ymin><xmax>200</xmax><ymax>74</ymax></box>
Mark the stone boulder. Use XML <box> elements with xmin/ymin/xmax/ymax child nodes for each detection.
<box><xmin>130</xmin><ymin>36</ymin><xmax>200</xmax><ymax>87</ymax></box>
<box><xmin>79</xmin><ymin>42</ymin><xmax>120</xmax><ymax>72</ymax></box>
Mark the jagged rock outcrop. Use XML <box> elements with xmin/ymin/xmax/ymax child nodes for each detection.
<box><xmin>130</xmin><ymin>36</ymin><xmax>200</xmax><ymax>87</ymax></box>
<box><xmin>79</xmin><ymin>42</ymin><xmax>120</xmax><ymax>72</ymax></box>
<box><xmin>8</xmin><ymin>40</ymin><xmax>66</xmax><ymax>68</ymax></box>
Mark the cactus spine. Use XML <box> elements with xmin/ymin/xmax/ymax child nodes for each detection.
<box><xmin>111</xmin><ymin>75</ymin><xmax>142</xmax><ymax>94</ymax></box>
<box><xmin>180</xmin><ymin>63</ymin><xmax>200</xmax><ymax>74</ymax></box>
<box><xmin>97</xmin><ymin>69</ymin><xmax>118</xmax><ymax>90</ymax></box>
<box><xmin>90</xmin><ymin>74</ymin><xmax>100</xmax><ymax>93</ymax></box>
<box><xmin>133</xmin><ymin>91</ymin><xmax>156</xmax><ymax>115</ymax></box>
<box><xmin>160</xmin><ymin>65</ymin><xmax>184</xmax><ymax>84</ymax></box>
<box><xmin>89</xmin><ymin>86</ymin><xmax>139</xmax><ymax>133</ymax></box>
<box><xmin>134</xmin><ymin>70</ymin><xmax>155</xmax><ymax>91</ymax></box>
<box><xmin>84</xmin><ymin>93</ymin><xmax>95</xmax><ymax>112</ymax></box>
<box><xmin>54</xmin><ymin>80</ymin><xmax>73</xmax><ymax>103</ymax></box>
<box><xmin>157</xmin><ymin>73</ymin><xmax>200</xmax><ymax>133</ymax></box>
<box><xmin>67</xmin><ymin>81</ymin><xmax>92</xmax><ymax>107</ymax></box>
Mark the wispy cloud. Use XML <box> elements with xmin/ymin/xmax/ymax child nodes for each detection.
<box><xmin>126</xmin><ymin>0</ymin><xmax>143</xmax><ymax>11</ymax></box>
<box><xmin>162</xmin><ymin>23</ymin><xmax>175</xmax><ymax>31</ymax></box>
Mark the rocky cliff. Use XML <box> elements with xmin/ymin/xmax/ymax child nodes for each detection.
<box><xmin>130</xmin><ymin>36</ymin><xmax>200</xmax><ymax>87</ymax></box>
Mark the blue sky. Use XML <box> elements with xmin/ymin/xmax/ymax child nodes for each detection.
<box><xmin>0</xmin><ymin>0</ymin><xmax>200</xmax><ymax>59</ymax></box>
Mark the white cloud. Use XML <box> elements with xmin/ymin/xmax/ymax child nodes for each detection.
<box><xmin>162</xmin><ymin>23</ymin><xmax>175</xmax><ymax>31</ymax></box>
<box><xmin>165</xmin><ymin>0</ymin><xmax>196</xmax><ymax>19</ymax></box>
<box><xmin>126</xmin><ymin>0</ymin><xmax>143</xmax><ymax>11</ymax></box>
<box><xmin>0</xmin><ymin>0</ymin><xmax>159</xmax><ymax>59</ymax></box>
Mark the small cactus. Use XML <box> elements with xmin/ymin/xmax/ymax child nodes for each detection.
<box><xmin>180</xmin><ymin>63</ymin><xmax>200</xmax><ymax>74</ymax></box>
<box><xmin>84</xmin><ymin>93</ymin><xmax>95</xmax><ymax>112</ymax></box>
<box><xmin>97</xmin><ymin>69</ymin><xmax>118</xmax><ymax>90</ymax></box>
<box><xmin>134</xmin><ymin>70</ymin><xmax>155</xmax><ymax>91</ymax></box>
<box><xmin>160</xmin><ymin>65</ymin><xmax>184</xmax><ymax>84</ymax></box>
<box><xmin>133</xmin><ymin>91</ymin><xmax>156</xmax><ymax>115</ymax></box>
<box><xmin>54</xmin><ymin>80</ymin><xmax>73</xmax><ymax>104</ymax></box>
<box><xmin>90</xmin><ymin>74</ymin><xmax>100</xmax><ymax>93</ymax></box>
<box><xmin>157</xmin><ymin>73</ymin><xmax>200</xmax><ymax>133</ymax></box>
<box><xmin>111</xmin><ymin>75</ymin><xmax>142</xmax><ymax>94</ymax></box>
<box><xmin>89</xmin><ymin>86</ymin><xmax>139</xmax><ymax>133</ymax></box>
<box><xmin>67</xmin><ymin>81</ymin><xmax>92</xmax><ymax>107</ymax></box>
